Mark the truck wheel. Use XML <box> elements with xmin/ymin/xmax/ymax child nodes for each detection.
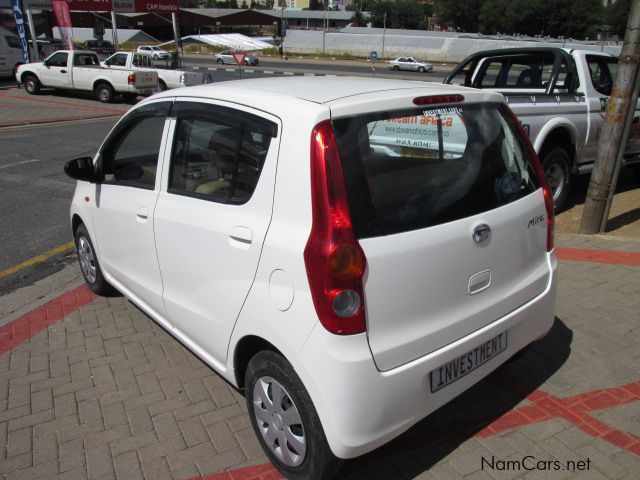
<box><xmin>23</xmin><ymin>75</ymin><xmax>41</xmax><ymax>95</ymax></box>
<box><xmin>158</xmin><ymin>80</ymin><xmax>167</xmax><ymax>92</ymax></box>
<box><xmin>122</xmin><ymin>92</ymin><xmax>137</xmax><ymax>103</ymax></box>
<box><xmin>245</xmin><ymin>351</ymin><xmax>343</xmax><ymax>480</ymax></box>
<box><xmin>542</xmin><ymin>148</ymin><xmax>571</xmax><ymax>212</ymax></box>
<box><xmin>95</xmin><ymin>83</ymin><xmax>114</xmax><ymax>103</ymax></box>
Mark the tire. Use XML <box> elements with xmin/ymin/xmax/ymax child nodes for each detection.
<box><xmin>244</xmin><ymin>59</ymin><xmax>249</xmax><ymax>66</ymax></box>
<box><xmin>95</xmin><ymin>83</ymin><xmax>114</xmax><ymax>103</ymax></box>
<box><xmin>158</xmin><ymin>80</ymin><xmax>167</xmax><ymax>92</ymax></box>
<box><xmin>418</xmin><ymin>66</ymin><xmax>425</xmax><ymax>73</ymax></box>
<box><xmin>23</xmin><ymin>74</ymin><xmax>40</xmax><ymax>95</ymax></box>
<box><xmin>392</xmin><ymin>65</ymin><xmax>400</xmax><ymax>71</ymax></box>
<box><xmin>245</xmin><ymin>351</ymin><xmax>343</xmax><ymax>480</ymax></box>
<box><xmin>216</xmin><ymin>58</ymin><xmax>224</xmax><ymax>64</ymax></box>
<box><xmin>74</xmin><ymin>224</ymin><xmax>114</xmax><ymax>296</ymax></box>
<box><xmin>122</xmin><ymin>92</ymin><xmax>137</xmax><ymax>103</ymax></box>
<box><xmin>541</xmin><ymin>147</ymin><xmax>571</xmax><ymax>212</ymax></box>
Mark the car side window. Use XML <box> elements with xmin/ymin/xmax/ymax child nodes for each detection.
<box><xmin>47</xmin><ymin>52</ymin><xmax>68</xmax><ymax>67</ymax></box>
<box><xmin>168</xmin><ymin>103</ymin><xmax>276</xmax><ymax>205</ymax></box>
<box><xmin>100</xmin><ymin>114</ymin><xmax>167</xmax><ymax>189</ymax></box>
<box><xmin>587</xmin><ymin>55</ymin><xmax>616</xmax><ymax>96</ymax></box>
<box><xmin>6</xmin><ymin>36</ymin><xmax>21</xmax><ymax>49</ymax></box>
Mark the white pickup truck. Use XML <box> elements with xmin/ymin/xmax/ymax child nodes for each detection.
<box><xmin>444</xmin><ymin>47</ymin><xmax>640</xmax><ymax>210</ymax></box>
<box><xmin>16</xmin><ymin>50</ymin><xmax>158</xmax><ymax>103</ymax></box>
<box><xmin>102</xmin><ymin>51</ymin><xmax>204</xmax><ymax>91</ymax></box>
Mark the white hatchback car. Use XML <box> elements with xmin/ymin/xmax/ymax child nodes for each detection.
<box><xmin>65</xmin><ymin>77</ymin><xmax>557</xmax><ymax>479</ymax></box>
<box><xmin>137</xmin><ymin>45</ymin><xmax>170</xmax><ymax>60</ymax></box>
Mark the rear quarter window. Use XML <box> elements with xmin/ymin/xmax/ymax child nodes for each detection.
<box><xmin>333</xmin><ymin>103</ymin><xmax>540</xmax><ymax>238</ymax></box>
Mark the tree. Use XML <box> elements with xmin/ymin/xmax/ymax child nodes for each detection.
<box><xmin>434</xmin><ymin>0</ymin><xmax>483</xmax><ymax>32</ymax></box>
<box><xmin>309</xmin><ymin>0</ymin><xmax>323</xmax><ymax>10</ymax></box>
<box><xmin>368</xmin><ymin>0</ymin><xmax>426</xmax><ymax>30</ymax></box>
<box><xmin>350</xmin><ymin>10</ymin><xmax>366</xmax><ymax>27</ymax></box>
<box><xmin>230</xmin><ymin>0</ymin><xmax>239</xmax><ymax>7</ymax></box>
<box><xmin>241</xmin><ymin>0</ymin><xmax>248</xmax><ymax>7</ymax></box>
<box><xmin>606</xmin><ymin>0</ymin><xmax>631</xmax><ymax>37</ymax></box>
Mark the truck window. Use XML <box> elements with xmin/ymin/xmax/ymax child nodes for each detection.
<box><xmin>74</xmin><ymin>54</ymin><xmax>99</xmax><ymax>66</ymax></box>
<box><xmin>586</xmin><ymin>55</ymin><xmax>617</xmax><ymax>96</ymax></box>
<box><xmin>108</xmin><ymin>53</ymin><xmax>127</xmax><ymax>67</ymax></box>
<box><xmin>5</xmin><ymin>36</ymin><xmax>21</xmax><ymax>49</ymax></box>
<box><xmin>47</xmin><ymin>52</ymin><xmax>68</xmax><ymax>67</ymax></box>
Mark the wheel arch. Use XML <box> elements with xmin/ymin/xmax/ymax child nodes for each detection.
<box><xmin>534</xmin><ymin>122</ymin><xmax>577</xmax><ymax>172</ymax></box>
<box><xmin>233</xmin><ymin>335</ymin><xmax>284</xmax><ymax>390</ymax></box>
<box><xmin>71</xmin><ymin>214</ymin><xmax>84</xmax><ymax>236</ymax></box>
<box><xmin>92</xmin><ymin>78</ymin><xmax>114</xmax><ymax>92</ymax></box>
<box><xmin>19</xmin><ymin>70</ymin><xmax>37</xmax><ymax>83</ymax></box>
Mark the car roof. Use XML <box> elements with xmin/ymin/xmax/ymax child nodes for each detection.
<box><xmin>149</xmin><ymin>76</ymin><xmax>501</xmax><ymax>106</ymax></box>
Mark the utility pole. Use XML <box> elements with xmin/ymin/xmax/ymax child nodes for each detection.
<box><xmin>381</xmin><ymin>10</ymin><xmax>387</xmax><ymax>60</ymax></box>
<box><xmin>579</xmin><ymin>0</ymin><xmax>640</xmax><ymax>234</ymax></box>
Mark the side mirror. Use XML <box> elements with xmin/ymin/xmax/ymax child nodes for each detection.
<box><xmin>43</xmin><ymin>59</ymin><xmax>49</xmax><ymax>67</ymax></box>
<box><xmin>64</xmin><ymin>157</ymin><xmax>97</xmax><ymax>183</ymax></box>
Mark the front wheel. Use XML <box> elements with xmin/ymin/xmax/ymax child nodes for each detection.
<box><xmin>23</xmin><ymin>74</ymin><xmax>41</xmax><ymax>94</ymax></box>
<box><xmin>216</xmin><ymin>58</ymin><xmax>224</xmax><ymax>64</ymax></box>
<box><xmin>542</xmin><ymin>147</ymin><xmax>571</xmax><ymax>212</ymax></box>
<box><xmin>95</xmin><ymin>83</ymin><xmax>115</xmax><ymax>103</ymax></box>
<box><xmin>392</xmin><ymin>65</ymin><xmax>400</xmax><ymax>71</ymax></box>
<box><xmin>245</xmin><ymin>351</ymin><xmax>342</xmax><ymax>480</ymax></box>
<box><xmin>75</xmin><ymin>224</ymin><xmax>114</xmax><ymax>296</ymax></box>
<box><xmin>418</xmin><ymin>66</ymin><xmax>425</xmax><ymax>73</ymax></box>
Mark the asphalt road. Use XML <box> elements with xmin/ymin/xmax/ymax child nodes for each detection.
<box><xmin>0</xmin><ymin>119</ymin><xmax>116</xmax><ymax>293</ymax></box>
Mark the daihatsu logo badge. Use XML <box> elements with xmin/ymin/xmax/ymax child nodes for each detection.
<box><xmin>473</xmin><ymin>224</ymin><xmax>491</xmax><ymax>243</ymax></box>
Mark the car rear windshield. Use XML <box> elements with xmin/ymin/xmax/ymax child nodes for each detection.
<box><xmin>332</xmin><ymin>103</ymin><xmax>540</xmax><ymax>238</ymax></box>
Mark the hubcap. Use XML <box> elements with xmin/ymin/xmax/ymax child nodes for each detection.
<box><xmin>253</xmin><ymin>376</ymin><xmax>306</xmax><ymax>467</ymax></box>
<box><xmin>77</xmin><ymin>236</ymin><xmax>97</xmax><ymax>284</ymax></box>
<box><xmin>545</xmin><ymin>163</ymin><xmax>564</xmax><ymax>202</ymax></box>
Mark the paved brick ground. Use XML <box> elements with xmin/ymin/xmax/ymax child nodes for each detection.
<box><xmin>0</xmin><ymin>89</ymin><xmax>132</xmax><ymax>127</ymax></box>
<box><xmin>0</xmin><ymin>233</ymin><xmax>639</xmax><ymax>480</ymax></box>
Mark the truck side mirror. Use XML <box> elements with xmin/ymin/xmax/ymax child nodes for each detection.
<box><xmin>64</xmin><ymin>157</ymin><xmax>98</xmax><ymax>183</ymax></box>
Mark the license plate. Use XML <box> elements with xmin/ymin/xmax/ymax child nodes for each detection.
<box><xmin>430</xmin><ymin>331</ymin><xmax>508</xmax><ymax>393</ymax></box>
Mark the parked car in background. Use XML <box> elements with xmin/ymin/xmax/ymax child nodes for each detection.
<box><xmin>103</xmin><ymin>51</ymin><xmax>203</xmax><ymax>91</ymax></box>
<box><xmin>17</xmin><ymin>50</ymin><xmax>157</xmax><ymax>103</ymax></box>
<box><xmin>388</xmin><ymin>57</ymin><xmax>433</xmax><ymax>72</ymax></box>
<box><xmin>137</xmin><ymin>45</ymin><xmax>170</xmax><ymax>60</ymax></box>
<box><xmin>83</xmin><ymin>40</ymin><xmax>116</xmax><ymax>58</ymax></box>
<box><xmin>444</xmin><ymin>47</ymin><xmax>640</xmax><ymax>211</ymax></box>
<box><xmin>214</xmin><ymin>50</ymin><xmax>259</xmax><ymax>66</ymax></box>
<box><xmin>64</xmin><ymin>76</ymin><xmax>557</xmax><ymax>479</ymax></box>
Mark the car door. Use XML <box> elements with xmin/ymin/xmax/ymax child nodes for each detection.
<box><xmin>40</xmin><ymin>51</ymin><xmax>69</xmax><ymax>87</ymax></box>
<box><xmin>406</xmin><ymin>58</ymin><xmax>418</xmax><ymax>71</ymax></box>
<box><xmin>153</xmin><ymin>99</ymin><xmax>281</xmax><ymax>366</ymax></box>
<box><xmin>92</xmin><ymin>100</ymin><xmax>173</xmax><ymax>316</ymax></box>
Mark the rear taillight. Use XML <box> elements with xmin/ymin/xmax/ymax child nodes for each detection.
<box><xmin>304</xmin><ymin>120</ymin><xmax>367</xmax><ymax>335</ymax></box>
<box><xmin>502</xmin><ymin>105</ymin><xmax>554</xmax><ymax>251</ymax></box>
<box><xmin>127</xmin><ymin>73</ymin><xmax>136</xmax><ymax>85</ymax></box>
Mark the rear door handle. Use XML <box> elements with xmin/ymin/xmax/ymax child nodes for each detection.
<box><xmin>229</xmin><ymin>226</ymin><xmax>253</xmax><ymax>245</ymax></box>
<box><xmin>61</xmin><ymin>70</ymin><xmax>67</xmax><ymax>74</ymax></box>
<box><xmin>136</xmin><ymin>207</ymin><xmax>148</xmax><ymax>221</ymax></box>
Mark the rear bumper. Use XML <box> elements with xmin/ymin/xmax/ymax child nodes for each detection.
<box><xmin>299</xmin><ymin>252</ymin><xmax>557</xmax><ymax>459</ymax></box>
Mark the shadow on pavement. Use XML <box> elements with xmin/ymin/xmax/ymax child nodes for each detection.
<box><xmin>340</xmin><ymin>317</ymin><xmax>573</xmax><ymax>479</ymax></box>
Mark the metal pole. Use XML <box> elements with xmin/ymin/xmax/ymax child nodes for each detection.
<box><xmin>381</xmin><ymin>11</ymin><xmax>387</xmax><ymax>60</ymax></box>
<box><xmin>322</xmin><ymin>4</ymin><xmax>326</xmax><ymax>55</ymax></box>
<box><xmin>110</xmin><ymin>11</ymin><xmax>119</xmax><ymax>51</ymax></box>
<box><xmin>26</xmin><ymin>9</ymin><xmax>38</xmax><ymax>61</ymax></box>
<box><xmin>579</xmin><ymin>0</ymin><xmax>640</xmax><ymax>233</ymax></box>
<box><xmin>171</xmin><ymin>12</ymin><xmax>180</xmax><ymax>53</ymax></box>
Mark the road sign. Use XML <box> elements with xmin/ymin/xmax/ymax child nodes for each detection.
<box><xmin>232</xmin><ymin>51</ymin><xmax>247</xmax><ymax>67</ymax></box>
<box><xmin>370</xmin><ymin>51</ymin><xmax>378</xmax><ymax>60</ymax></box>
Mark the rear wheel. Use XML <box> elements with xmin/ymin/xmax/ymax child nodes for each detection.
<box><xmin>418</xmin><ymin>66</ymin><xmax>425</xmax><ymax>73</ymax></box>
<box><xmin>542</xmin><ymin>147</ymin><xmax>571</xmax><ymax>212</ymax></box>
<box><xmin>23</xmin><ymin>74</ymin><xmax>40</xmax><ymax>94</ymax></box>
<box><xmin>75</xmin><ymin>224</ymin><xmax>114</xmax><ymax>296</ymax></box>
<box><xmin>95</xmin><ymin>83</ymin><xmax>114</xmax><ymax>103</ymax></box>
<box><xmin>216</xmin><ymin>58</ymin><xmax>224</xmax><ymax>64</ymax></box>
<box><xmin>392</xmin><ymin>65</ymin><xmax>400</xmax><ymax>71</ymax></box>
<box><xmin>245</xmin><ymin>351</ymin><xmax>342</xmax><ymax>480</ymax></box>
